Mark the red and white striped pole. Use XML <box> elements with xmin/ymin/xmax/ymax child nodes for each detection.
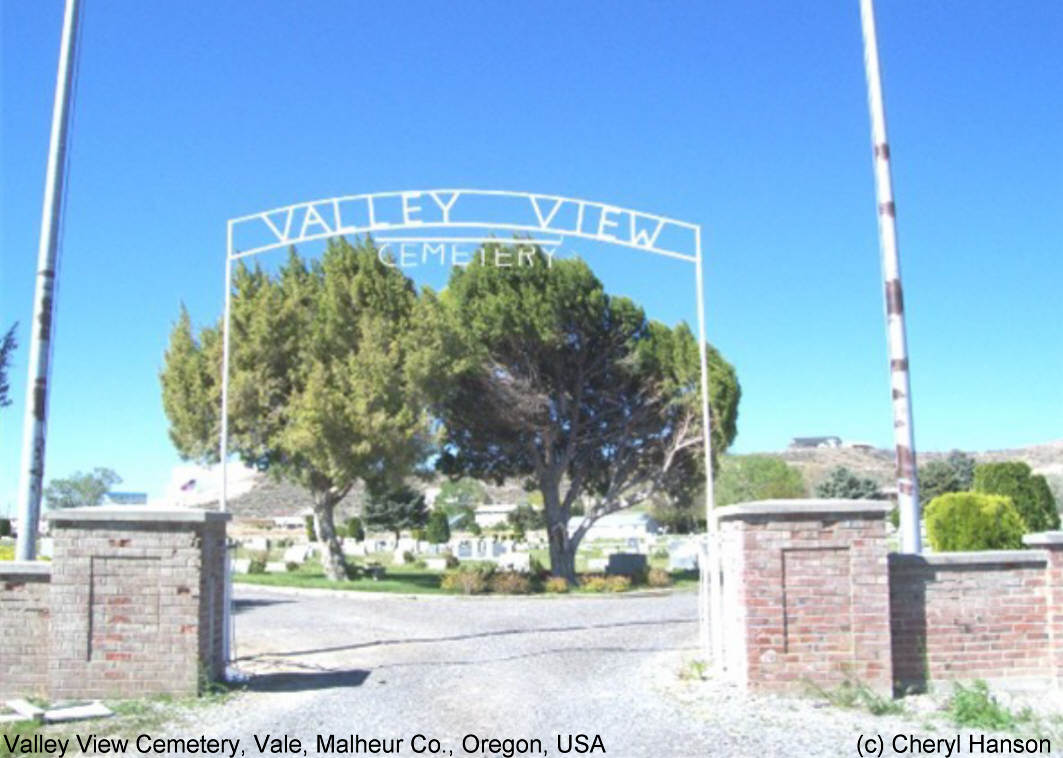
<box><xmin>859</xmin><ymin>0</ymin><xmax>921</xmax><ymax>553</ymax></box>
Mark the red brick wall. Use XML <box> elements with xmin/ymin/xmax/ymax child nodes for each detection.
<box><xmin>48</xmin><ymin>515</ymin><xmax>229</xmax><ymax>699</ymax></box>
<box><xmin>0</xmin><ymin>509</ymin><xmax>229</xmax><ymax>700</ymax></box>
<box><xmin>718</xmin><ymin>501</ymin><xmax>893</xmax><ymax>695</ymax></box>
<box><xmin>0</xmin><ymin>565</ymin><xmax>51</xmax><ymax>699</ymax></box>
<box><xmin>720</xmin><ymin>502</ymin><xmax>1063</xmax><ymax>696</ymax></box>
<box><xmin>889</xmin><ymin>552</ymin><xmax>1051</xmax><ymax>692</ymax></box>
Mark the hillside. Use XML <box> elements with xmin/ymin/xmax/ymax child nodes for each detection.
<box><xmin>772</xmin><ymin>440</ymin><xmax>1063</xmax><ymax>495</ymax></box>
<box><xmin>221</xmin><ymin>440</ymin><xmax>1063</xmax><ymax>520</ymax></box>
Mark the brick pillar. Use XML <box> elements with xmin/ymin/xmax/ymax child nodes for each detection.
<box><xmin>0</xmin><ymin>563</ymin><xmax>52</xmax><ymax>699</ymax></box>
<box><xmin>1023</xmin><ymin>532</ymin><xmax>1063</xmax><ymax>688</ymax></box>
<box><xmin>46</xmin><ymin>507</ymin><xmax>230</xmax><ymax>699</ymax></box>
<box><xmin>717</xmin><ymin>499</ymin><xmax>893</xmax><ymax>694</ymax></box>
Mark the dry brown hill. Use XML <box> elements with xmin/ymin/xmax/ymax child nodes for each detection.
<box><xmin>772</xmin><ymin>440</ymin><xmax>1063</xmax><ymax>495</ymax></box>
<box><xmin>224</xmin><ymin>441</ymin><xmax>1063</xmax><ymax>520</ymax></box>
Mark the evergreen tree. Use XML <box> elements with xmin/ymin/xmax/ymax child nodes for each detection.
<box><xmin>814</xmin><ymin>466</ymin><xmax>882</xmax><ymax>499</ymax></box>
<box><xmin>160</xmin><ymin>238</ymin><xmax>433</xmax><ymax>580</ymax></box>
<box><xmin>364</xmin><ymin>487</ymin><xmax>429</xmax><ymax>542</ymax></box>
<box><xmin>974</xmin><ymin>461</ymin><xmax>1059</xmax><ymax>532</ymax></box>
<box><xmin>413</xmin><ymin>246</ymin><xmax>739</xmax><ymax>581</ymax></box>
<box><xmin>0</xmin><ymin>322</ymin><xmax>18</xmax><ymax>408</ymax></box>
<box><xmin>425</xmin><ymin>508</ymin><xmax>451</xmax><ymax>544</ymax></box>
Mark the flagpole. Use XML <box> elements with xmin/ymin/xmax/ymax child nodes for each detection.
<box><xmin>859</xmin><ymin>0</ymin><xmax>921</xmax><ymax>553</ymax></box>
<box><xmin>16</xmin><ymin>0</ymin><xmax>81</xmax><ymax>561</ymax></box>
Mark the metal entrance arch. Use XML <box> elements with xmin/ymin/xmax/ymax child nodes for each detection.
<box><xmin>222</xmin><ymin>188</ymin><xmax>724</xmax><ymax>665</ymax></box>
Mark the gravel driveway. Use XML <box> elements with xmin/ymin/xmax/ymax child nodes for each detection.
<box><xmin>154</xmin><ymin>586</ymin><xmax>1057</xmax><ymax>758</ymax></box>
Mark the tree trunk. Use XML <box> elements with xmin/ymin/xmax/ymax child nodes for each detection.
<box><xmin>313</xmin><ymin>493</ymin><xmax>347</xmax><ymax>581</ymax></box>
<box><xmin>547</xmin><ymin>526</ymin><xmax>577</xmax><ymax>584</ymax></box>
<box><xmin>543</xmin><ymin>482</ymin><xmax>577</xmax><ymax>583</ymax></box>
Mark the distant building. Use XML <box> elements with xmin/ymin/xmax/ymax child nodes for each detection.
<box><xmin>846</xmin><ymin>441</ymin><xmax>876</xmax><ymax>451</ymax></box>
<box><xmin>790</xmin><ymin>436</ymin><xmax>842</xmax><ymax>449</ymax></box>
<box><xmin>101</xmin><ymin>492</ymin><xmax>148</xmax><ymax>505</ymax></box>
<box><xmin>474</xmin><ymin>503</ymin><xmax>519</xmax><ymax>528</ymax></box>
<box><xmin>569</xmin><ymin>512</ymin><xmax>659</xmax><ymax>540</ymax></box>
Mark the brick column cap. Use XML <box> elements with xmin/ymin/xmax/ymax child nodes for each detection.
<box><xmin>0</xmin><ymin>561</ymin><xmax>52</xmax><ymax>578</ymax></box>
<box><xmin>1023</xmin><ymin>531</ymin><xmax>1063</xmax><ymax>547</ymax></box>
<box><xmin>715</xmin><ymin>498</ymin><xmax>890</xmax><ymax>521</ymax></box>
<box><xmin>46</xmin><ymin>506</ymin><xmax>231</xmax><ymax>524</ymax></box>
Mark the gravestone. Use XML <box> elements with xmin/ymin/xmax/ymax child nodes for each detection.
<box><xmin>499</xmin><ymin>552</ymin><xmax>531</xmax><ymax>572</ymax></box>
<box><xmin>606</xmin><ymin>553</ymin><xmax>647</xmax><ymax>577</ymax></box>
<box><xmin>283</xmin><ymin>544</ymin><xmax>310</xmax><ymax>564</ymax></box>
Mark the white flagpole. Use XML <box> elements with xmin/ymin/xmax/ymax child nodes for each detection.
<box><xmin>16</xmin><ymin>0</ymin><xmax>81</xmax><ymax>561</ymax></box>
<box><xmin>859</xmin><ymin>0</ymin><xmax>922</xmax><ymax>553</ymax></box>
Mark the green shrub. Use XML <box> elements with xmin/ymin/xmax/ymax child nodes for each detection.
<box><xmin>716</xmin><ymin>454</ymin><xmax>807</xmax><ymax>505</ymax></box>
<box><xmin>444</xmin><ymin>553</ymin><xmax>460</xmax><ymax>569</ymax></box>
<box><xmin>460</xmin><ymin>561</ymin><xmax>496</xmax><ymax>578</ymax></box>
<box><xmin>544</xmin><ymin>576</ymin><xmax>569</xmax><ymax>593</ymax></box>
<box><xmin>647</xmin><ymin>568</ymin><xmax>672</xmax><ymax>588</ymax></box>
<box><xmin>247</xmin><ymin>554</ymin><xmax>267</xmax><ymax>574</ymax></box>
<box><xmin>925</xmin><ymin>492</ymin><xmax>1025</xmax><ymax>551</ymax></box>
<box><xmin>0</xmin><ymin>544</ymin><xmax>14</xmax><ymax>561</ymax></box>
<box><xmin>413</xmin><ymin>559</ymin><xmax>427</xmax><ymax>569</ymax></box>
<box><xmin>441</xmin><ymin>569</ymin><xmax>488</xmax><ymax>594</ymax></box>
<box><xmin>402</xmin><ymin>550</ymin><xmax>416</xmax><ymax>564</ymax></box>
<box><xmin>0</xmin><ymin>518</ymin><xmax>10</xmax><ymax>537</ymax></box>
<box><xmin>581</xmin><ymin>574</ymin><xmax>609</xmax><ymax>592</ymax></box>
<box><xmin>529</xmin><ymin>556</ymin><xmax>549</xmax><ymax>578</ymax></box>
<box><xmin>490</xmin><ymin>571</ymin><xmax>532</xmax><ymax>594</ymax></box>
<box><xmin>346</xmin><ymin>517</ymin><xmax>365</xmax><ymax>542</ymax></box>
<box><xmin>974</xmin><ymin>461</ymin><xmax>1059</xmax><ymax>532</ymax></box>
<box><xmin>334</xmin><ymin>524</ymin><xmax>348</xmax><ymax>539</ymax></box>
<box><xmin>285</xmin><ymin>561</ymin><xmax>300</xmax><ymax>572</ymax></box>
<box><xmin>304</xmin><ymin>514</ymin><xmax>317</xmax><ymax>542</ymax></box>
<box><xmin>606</xmin><ymin>575</ymin><xmax>631</xmax><ymax>592</ymax></box>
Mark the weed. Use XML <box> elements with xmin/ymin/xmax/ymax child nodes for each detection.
<box><xmin>945</xmin><ymin>680</ymin><xmax>1032</xmax><ymax>731</ymax></box>
<box><xmin>678</xmin><ymin>659</ymin><xmax>709</xmax><ymax>681</ymax></box>
<box><xmin>807</xmin><ymin>679</ymin><xmax>904</xmax><ymax>716</ymax></box>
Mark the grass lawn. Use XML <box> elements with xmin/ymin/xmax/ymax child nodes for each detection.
<box><xmin>235</xmin><ymin>563</ymin><xmax>446</xmax><ymax>594</ymax></box>
<box><xmin>234</xmin><ymin>557</ymin><xmax>698</xmax><ymax>596</ymax></box>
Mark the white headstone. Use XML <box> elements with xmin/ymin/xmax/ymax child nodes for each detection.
<box><xmin>283</xmin><ymin>544</ymin><xmax>310</xmax><ymax>564</ymax></box>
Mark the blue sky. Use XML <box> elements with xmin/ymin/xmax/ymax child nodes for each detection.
<box><xmin>2</xmin><ymin>1</ymin><xmax>1060</xmax><ymax>512</ymax></box>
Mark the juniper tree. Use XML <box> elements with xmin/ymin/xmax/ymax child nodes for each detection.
<box><xmin>161</xmin><ymin>238</ymin><xmax>432</xmax><ymax>580</ymax></box>
<box><xmin>414</xmin><ymin>246</ymin><xmax>739</xmax><ymax>581</ymax></box>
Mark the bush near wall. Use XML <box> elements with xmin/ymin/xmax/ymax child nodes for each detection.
<box><xmin>0</xmin><ymin>518</ymin><xmax>10</xmax><ymax>537</ymax></box>
<box><xmin>925</xmin><ymin>492</ymin><xmax>1026</xmax><ymax>551</ymax></box>
<box><xmin>973</xmin><ymin>462</ymin><xmax>1060</xmax><ymax>532</ymax></box>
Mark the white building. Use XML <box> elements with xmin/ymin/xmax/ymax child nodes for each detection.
<box><xmin>474</xmin><ymin>503</ymin><xmax>519</xmax><ymax>528</ymax></box>
<box><xmin>568</xmin><ymin>512</ymin><xmax>659</xmax><ymax>540</ymax></box>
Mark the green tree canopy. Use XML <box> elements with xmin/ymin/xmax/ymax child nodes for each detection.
<box><xmin>364</xmin><ymin>487</ymin><xmax>429</xmax><ymax>542</ymax></box>
<box><xmin>0</xmin><ymin>322</ymin><xmax>18</xmax><ymax>409</ymax></box>
<box><xmin>715</xmin><ymin>455</ymin><xmax>806</xmax><ymax>506</ymax></box>
<box><xmin>973</xmin><ymin>461</ymin><xmax>1059</xmax><ymax>532</ymax></box>
<box><xmin>44</xmin><ymin>468</ymin><xmax>121</xmax><ymax>509</ymax></box>
<box><xmin>814</xmin><ymin>466</ymin><xmax>882</xmax><ymax>500</ymax></box>
<box><xmin>160</xmin><ymin>238</ymin><xmax>433</xmax><ymax>579</ymax></box>
<box><xmin>414</xmin><ymin>246</ymin><xmax>740</xmax><ymax>580</ymax></box>
<box><xmin>918</xmin><ymin>450</ymin><xmax>975</xmax><ymax>505</ymax></box>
